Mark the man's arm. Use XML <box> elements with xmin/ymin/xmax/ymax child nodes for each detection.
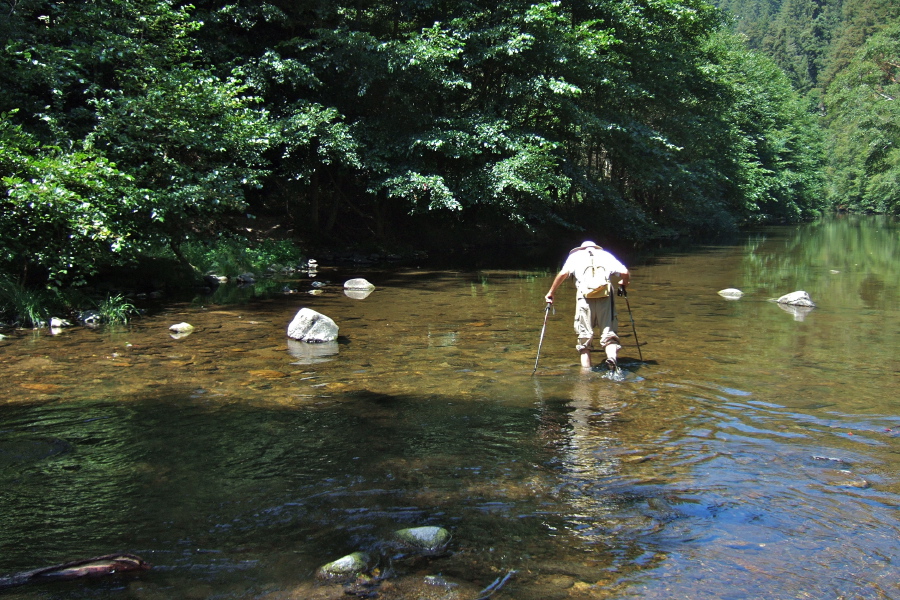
<box><xmin>545</xmin><ymin>271</ymin><xmax>569</xmax><ymax>304</ymax></box>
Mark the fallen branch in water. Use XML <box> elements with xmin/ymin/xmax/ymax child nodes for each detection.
<box><xmin>0</xmin><ymin>553</ymin><xmax>150</xmax><ymax>590</ymax></box>
<box><xmin>474</xmin><ymin>569</ymin><xmax>516</xmax><ymax>600</ymax></box>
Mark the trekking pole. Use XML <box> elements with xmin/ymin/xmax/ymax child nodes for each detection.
<box><xmin>619</xmin><ymin>287</ymin><xmax>644</xmax><ymax>362</ymax></box>
<box><xmin>533</xmin><ymin>302</ymin><xmax>552</xmax><ymax>374</ymax></box>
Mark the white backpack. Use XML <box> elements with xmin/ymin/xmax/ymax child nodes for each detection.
<box><xmin>577</xmin><ymin>249</ymin><xmax>611</xmax><ymax>298</ymax></box>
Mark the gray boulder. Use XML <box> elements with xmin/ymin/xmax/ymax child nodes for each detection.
<box><xmin>776</xmin><ymin>291</ymin><xmax>816</xmax><ymax>307</ymax></box>
<box><xmin>287</xmin><ymin>308</ymin><xmax>339</xmax><ymax>342</ymax></box>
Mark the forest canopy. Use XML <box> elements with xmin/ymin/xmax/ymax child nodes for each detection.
<box><xmin>1</xmin><ymin>0</ymin><xmax>832</xmax><ymax>286</ymax></box>
<box><xmin>711</xmin><ymin>0</ymin><xmax>900</xmax><ymax>216</ymax></box>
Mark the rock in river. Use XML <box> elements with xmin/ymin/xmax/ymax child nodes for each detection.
<box><xmin>315</xmin><ymin>552</ymin><xmax>372</xmax><ymax>581</ymax></box>
<box><xmin>344</xmin><ymin>278</ymin><xmax>375</xmax><ymax>291</ymax></box>
<box><xmin>287</xmin><ymin>308</ymin><xmax>339</xmax><ymax>343</ymax></box>
<box><xmin>717</xmin><ymin>288</ymin><xmax>744</xmax><ymax>300</ymax></box>
<box><xmin>344</xmin><ymin>278</ymin><xmax>375</xmax><ymax>299</ymax></box>
<box><xmin>393</xmin><ymin>526</ymin><xmax>451</xmax><ymax>553</ymax></box>
<box><xmin>776</xmin><ymin>290</ymin><xmax>816</xmax><ymax>307</ymax></box>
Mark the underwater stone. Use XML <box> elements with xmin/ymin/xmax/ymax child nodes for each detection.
<box><xmin>315</xmin><ymin>551</ymin><xmax>372</xmax><ymax>580</ymax></box>
<box><xmin>393</xmin><ymin>526</ymin><xmax>451</xmax><ymax>553</ymax></box>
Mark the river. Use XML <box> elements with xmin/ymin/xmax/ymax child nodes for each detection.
<box><xmin>0</xmin><ymin>215</ymin><xmax>897</xmax><ymax>599</ymax></box>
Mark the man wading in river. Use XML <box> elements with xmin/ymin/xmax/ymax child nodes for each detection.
<box><xmin>545</xmin><ymin>241</ymin><xmax>630</xmax><ymax>371</ymax></box>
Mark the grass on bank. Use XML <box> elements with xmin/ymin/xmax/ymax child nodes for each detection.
<box><xmin>0</xmin><ymin>279</ymin><xmax>138</xmax><ymax>328</ymax></box>
<box><xmin>0</xmin><ymin>238</ymin><xmax>305</xmax><ymax>329</ymax></box>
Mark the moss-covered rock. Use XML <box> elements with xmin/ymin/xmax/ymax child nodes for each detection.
<box><xmin>315</xmin><ymin>551</ymin><xmax>372</xmax><ymax>580</ymax></box>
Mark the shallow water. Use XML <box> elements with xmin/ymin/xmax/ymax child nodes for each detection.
<box><xmin>0</xmin><ymin>216</ymin><xmax>897</xmax><ymax>599</ymax></box>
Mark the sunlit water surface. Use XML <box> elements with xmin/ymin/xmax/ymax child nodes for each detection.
<box><xmin>0</xmin><ymin>216</ymin><xmax>897</xmax><ymax>599</ymax></box>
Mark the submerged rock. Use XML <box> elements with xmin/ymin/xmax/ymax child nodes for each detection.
<box><xmin>776</xmin><ymin>291</ymin><xmax>816</xmax><ymax>307</ymax></box>
<box><xmin>777</xmin><ymin>302</ymin><xmax>815</xmax><ymax>322</ymax></box>
<box><xmin>393</xmin><ymin>526</ymin><xmax>451</xmax><ymax>553</ymax></box>
<box><xmin>287</xmin><ymin>308</ymin><xmax>339</xmax><ymax>342</ymax></box>
<box><xmin>315</xmin><ymin>551</ymin><xmax>372</xmax><ymax>581</ymax></box>
<box><xmin>287</xmin><ymin>339</ymin><xmax>339</xmax><ymax>364</ymax></box>
<box><xmin>344</xmin><ymin>288</ymin><xmax>373</xmax><ymax>300</ymax></box>
<box><xmin>78</xmin><ymin>310</ymin><xmax>102</xmax><ymax>326</ymax></box>
<box><xmin>717</xmin><ymin>288</ymin><xmax>744</xmax><ymax>300</ymax></box>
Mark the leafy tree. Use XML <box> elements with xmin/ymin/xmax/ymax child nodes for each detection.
<box><xmin>0</xmin><ymin>0</ymin><xmax>275</xmax><ymax>279</ymax></box>
<box><xmin>714</xmin><ymin>34</ymin><xmax>826</xmax><ymax>222</ymax></box>
<box><xmin>0</xmin><ymin>112</ymin><xmax>137</xmax><ymax>285</ymax></box>
<box><xmin>759</xmin><ymin>0</ymin><xmax>842</xmax><ymax>94</ymax></box>
<box><xmin>86</xmin><ymin>66</ymin><xmax>273</xmax><ymax>263</ymax></box>
<box><xmin>825</xmin><ymin>24</ymin><xmax>900</xmax><ymax>214</ymax></box>
<box><xmin>0</xmin><ymin>0</ymin><xmax>836</xmax><ymax>290</ymax></box>
<box><xmin>821</xmin><ymin>0</ymin><xmax>900</xmax><ymax>89</ymax></box>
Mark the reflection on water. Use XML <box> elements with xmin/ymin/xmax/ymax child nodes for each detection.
<box><xmin>286</xmin><ymin>339</ymin><xmax>340</xmax><ymax>364</ymax></box>
<box><xmin>0</xmin><ymin>216</ymin><xmax>898</xmax><ymax>599</ymax></box>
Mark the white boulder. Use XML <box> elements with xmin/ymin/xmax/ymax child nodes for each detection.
<box><xmin>287</xmin><ymin>308</ymin><xmax>339</xmax><ymax>342</ymax></box>
<box><xmin>344</xmin><ymin>278</ymin><xmax>375</xmax><ymax>291</ymax></box>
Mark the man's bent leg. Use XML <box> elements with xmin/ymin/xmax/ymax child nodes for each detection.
<box><xmin>600</xmin><ymin>330</ymin><xmax>621</xmax><ymax>369</ymax></box>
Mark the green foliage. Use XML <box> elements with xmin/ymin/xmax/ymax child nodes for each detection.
<box><xmin>87</xmin><ymin>66</ymin><xmax>273</xmax><ymax>245</ymax></box>
<box><xmin>0</xmin><ymin>278</ymin><xmax>136</xmax><ymax>327</ymax></box>
<box><xmin>713</xmin><ymin>0</ymin><xmax>900</xmax><ymax>214</ymax></box>
<box><xmin>0</xmin><ymin>111</ymin><xmax>138</xmax><ymax>285</ymax></box>
<box><xmin>710</xmin><ymin>34</ymin><xmax>826</xmax><ymax>222</ymax></box>
<box><xmin>97</xmin><ymin>294</ymin><xmax>137</xmax><ymax>324</ymax></box>
<box><xmin>825</xmin><ymin>24</ymin><xmax>900</xmax><ymax>214</ymax></box>
<box><xmin>96</xmin><ymin>293</ymin><xmax>137</xmax><ymax>324</ymax></box>
<box><xmin>178</xmin><ymin>238</ymin><xmax>304</xmax><ymax>277</ymax></box>
<box><xmin>0</xmin><ymin>277</ymin><xmax>58</xmax><ymax>328</ymax></box>
<box><xmin>0</xmin><ymin>0</ymin><xmax>836</xmax><ymax>288</ymax></box>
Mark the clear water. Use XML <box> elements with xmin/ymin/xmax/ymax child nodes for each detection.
<box><xmin>0</xmin><ymin>216</ymin><xmax>897</xmax><ymax>599</ymax></box>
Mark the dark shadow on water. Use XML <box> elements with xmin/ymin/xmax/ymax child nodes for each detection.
<box><xmin>0</xmin><ymin>384</ymin><xmax>671</xmax><ymax>599</ymax></box>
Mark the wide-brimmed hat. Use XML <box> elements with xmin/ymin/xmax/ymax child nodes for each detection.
<box><xmin>568</xmin><ymin>240</ymin><xmax>603</xmax><ymax>254</ymax></box>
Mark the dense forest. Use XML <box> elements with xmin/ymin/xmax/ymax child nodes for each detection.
<box><xmin>0</xmin><ymin>0</ymin><xmax>892</xmax><ymax>292</ymax></box>
<box><xmin>712</xmin><ymin>0</ymin><xmax>900</xmax><ymax>214</ymax></box>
